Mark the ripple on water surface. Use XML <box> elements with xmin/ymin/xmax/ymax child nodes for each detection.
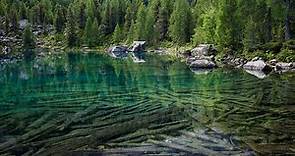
<box><xmin>0</xmin><ymin>53</ymin><xmax>294</xmax><ymax>155</ymax></box>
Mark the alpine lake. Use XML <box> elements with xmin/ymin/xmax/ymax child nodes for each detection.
<box><xmin>0</xmin><ymin>51</ymin><xmax>295</xmax><ymax>156</ymax></box>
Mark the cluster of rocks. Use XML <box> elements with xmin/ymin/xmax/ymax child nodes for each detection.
<box><xmin>181</xmin><ymin>44</ymin><xmax>217</xmax><ymax>73</ymax></box>
<box><xmin>108</xmin><ymin>41</ymin><xmax>146</xmax><ymax>62</ymax></box>
<box><xmin>225</xmin><ymin>56</ymin><xmax>295</xmax><ymax>78</ymax></box>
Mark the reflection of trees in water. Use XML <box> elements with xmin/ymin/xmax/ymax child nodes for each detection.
<box><xmin>0</xmin><ymin>53</ymin><xmax>295</xmax><ymax>154</ymax></box>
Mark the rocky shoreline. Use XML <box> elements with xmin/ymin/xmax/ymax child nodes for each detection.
<box><xmin>1</xmin><ymin>34</ymin><xmax>295</xmax><ymax>79</ymax></box>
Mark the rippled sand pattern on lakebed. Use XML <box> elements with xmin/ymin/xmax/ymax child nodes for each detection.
<box><xmin>0</xmin><ymin>53</ymin><xmax>295</xmax><ymax>155</ymax></box>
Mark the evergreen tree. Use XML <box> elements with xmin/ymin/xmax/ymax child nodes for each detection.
<box><xmin>19</xmin><ymin>2</ymin><xmax>27</xmax><ymax>20</ymax></box>
<box><xmin>91</xmin><ymin>18</ymin><xmax>100</xmax><ymax>45</ymax></box>
<box><xmin>193</xmin><ymin>8</ymin><xmax>217</xmax><ymax>45</ymax></box>
<box><xmin>156</xmin><ymin>0</ymin><xmax>171</xmax><ymax>40</ymax></box>
<box><xmin>134</xmin><ymin>3</ymin><xmax>146</xmax><ymax>40</ymax></box>
<box><xmin>86</xmin><ymin>0</ymin><xmax>96</xmax><ymax>19</ymax></box>
<box><xmin>78</xmin><ymin>1</ymin><xmax>87</xmax><ymax>29</ymax></box>
<box><xmin>169</xmin><ymin>0</ymin><xmax>192</xmax><ymax>44</ymax></box>
<box><xmin>0</xmin><ymin>1</ymin><xmax>6</xmax><ymax>16</ymax></box>
<box><xmin>112</xmin><ymin>24</ymin><xmax>123</xmax><ymax>43</ymax></box>
<box><xmin>123</xmin><ymin>5</ymin><xmax>133</xmax><ymax>35</ymax></box>
<box><xmin>65</xmin><ymin>7</ymin><xmax>79</xmax><ymax>47</ymax></box>
<box><xmin>23</xmin><ymin>25</ymin><xmax>35</xmax><ymax>49</ymax></box>
<box><xmin>54</xmin><ymin>5</ymin><xmax>66</xmax><ymax>33</ymax></box>
<box><xmin>10</xmin><ymin>4</ymin><xmax>19</xmax><ymax>32</ymax></box>
<box><xmin>84</xmin><ymin>17</ymin><xmax>94</xmax><ymax>46</ymax></box>
<box><xmin>215</xmin><ymin>0</ymin><xmax>240</xmax><ymax>48</ymax></box>
<box><xmin>127</xmin><ymin>20</ymin><xmax>135</xmax><ymax>43</ymax></box>
<box><xmin>145</xmin><ymin>6</ymin><xmax>157</xmax><ymax>44</ymax></box>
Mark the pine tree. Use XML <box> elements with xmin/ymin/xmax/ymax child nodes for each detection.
<box><xmin>78</xmin><ymin>2</ymin><xmax>87</xmax><ymax>29</ymax></box>
<box><xmin>215</xmin><ymin>0</ymin><xmax>240</xmax><ymax>48</ymax></box>
<box><xmin>84</xmin><ymin>17</ymin><xmax>94</xmax><ymax>46</ymax></box>
<box><xmin>10</xmin><ymin>4</ymin><xmax>19</xmax><ymax>32</ymax></box>
<box><xmin>134</xmin><ymin>3</ymin><xmax>146</xmax><ymax>40</ymax></box>
<box><xmin>19</xmin><ymin>2</ymin><xmax>27</xmax><ymax>20</ymax></box>
<box><xmin>65</xmin><ymin>7</ymin><xmax>79</xmax><ymax>47</ymax></box>
<box><xmin>145</xmin><ymin>7</ymin><xmax>157</xmax><ymax>44</ymax></box>
<box><xmin>91</xmin><ymin>18</ymin><xmax>100</xmax><ymax>46</ymax></box>
<box><xmin>113</xmin><ymin>24</ymin><xmax>123</xmax><ymax>43</ymax></box>
<box><xmin>123</xmin><ymin>5</ymin><xmax>133</xmax><ymax>35</ymax></box>
<box><xmin>54</xmin><ymin>5</ymin><xmax>66</xmax><ymax>33</ymax></box>
<box><xmin>23</xmin><ymin>25</ymin><xmax>35</xmax><ymax>49</ymax></box>
<box><xmin>0</xmin><ymin>1</ymin><xmax>6</xmax><ymax>16</ymax></box>
<box><xmin>169</xmin><ymin>0</ymin><xmax>192</xmax><ymax>44</ymax></box>
<box><xmin>127</xmin><ymin>20</ymin><xmax>135</xmax><ymax>43</ymax></box>
<box><xmin>86</xmin><ymin>0</ymin><xmax>96</xmax><ymax>19</ymax></box>
<box><xmin>156</xmin><ymin>0</ymin><xmax>170</xmax><ymax>40</ymax></box>
<box><xmin>193</xmin><ymin>8</ymin><xmax>217</xmax><ymax>45</ymax></box>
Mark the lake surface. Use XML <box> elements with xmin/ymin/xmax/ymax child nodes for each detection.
<box><xmin>0</xmin><ymin>52</ymin><xmax>295</xmax><ymax>155</ymax></box>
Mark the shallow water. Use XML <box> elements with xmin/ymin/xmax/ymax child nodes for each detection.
<box><xmin>0</xmin><ymin>53</ymin><xmax>295</xmax><ymax>155</ymax></box>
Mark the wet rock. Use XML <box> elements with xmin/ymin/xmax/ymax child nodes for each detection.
<box><xmin>275</xmin><ymin>62</ymin><xmax>294</xmax><ymax>72</ymax></box>
<box><xmin>191</xmin><ymin>44</ymin><xmax>217</xmax><ymax>58</ymax></box>
<box><xmin>19</xmin><ymin>19</ymin><xmax>29</xmax><ymax>30</ymax></box>
<box><xmin>1</xmin><ymin>46</ymin><xmax>12</xmax><ymax>55</ymax></box>
<box><xmin>243</xmin><ymin>60</ymin><xmax>272</xmax><ymax>72</ymax></box>
<box><xmin>189</xmin><ymin>59</ymin><xmax>216</xmax><ymax>69</ymax></box>
<box><xmin>130</xmin><ymin>41</ymin><xmax>146</xmax><ymax>52</ymax></box>
<box><xmin>269</xmin><ymin>59</ymin><xmax>278</xmax><ymax>66</ymax></box>
<box><xmin>180</xmin><ymin>50</ymin><xmax>192</xmax><ymax>58</ymax></box>
<box><xmin>251</xmin><ymin>57</ymin><xmax>260</xmax><ymax>61</ymax></box>
<box><xmin>108</xmin><ymin>46</ymin><xmax>128</xmax><ymax>58</ymax></box>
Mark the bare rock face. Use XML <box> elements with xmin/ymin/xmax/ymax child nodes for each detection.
<box><xmin>243</xmin><ymin>60</ymin><xmax>272</xmax><ymax>72</ymax></box>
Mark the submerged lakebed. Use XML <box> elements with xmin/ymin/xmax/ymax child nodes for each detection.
<box><xmin>0</xmin><ymin>52</ymin><xmax>295</xmax><ymax>155</ymax></box>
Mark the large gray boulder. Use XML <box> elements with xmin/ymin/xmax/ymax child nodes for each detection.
<box><xmin>189</xmin><ymin>59</ymin><xmax>216</xmax><ymax>69</ymax></box>
<box><xmin>243</xmin><ymin>60</ymin><xmax>272</xmax><ymax>72</ymax></box>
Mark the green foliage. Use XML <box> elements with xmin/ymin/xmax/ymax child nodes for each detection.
<box><xmin>126</xmin><ymin>20</ymin><xmax>135</xmax><ymax>44</ymax></box>
<box><xmin>215</xmin><ymin>0</ymin><xmax>241</xmax><ymax>49</ymax></box>
<box><xmin>54</xmin><ymin>5</ymin><xmax>66</xmax><ymax>33</ymax></box>
<box><xmin>65</xmin><ymin>6</ymin><xmax>79</xmax><ymax>47</ymax></box>
<box><xmin>112</xmin><ymin>24</ymin><xmax>123</xmax><ymax>43</ymax></box>
<box><xmin>1</xmin><ymin>0</ymin><xmax>295</xmax><ymax>61</ymax></box>
<box><xmin>193</xmin><ymin>8</ymin><xmax>217</xmax><ymax>45</ymax></box>
<box><xmin>169</xmin><ymin>0</ymin><xmax>192</xmax><ymax>44</ymax></box>
<box><xmin>23</xmin><ymin>25</ymin><xmax>35</xmax><ymax>49</ymax></box>
<box><xmin>134</xmin><ymin>3</ymin><xmax>146</xmax><ymax>40</ymax></box>
<box><xmin>276</xmin><ymin>49</ymin><xmax>295</xmax><ymax>62</ymax></box>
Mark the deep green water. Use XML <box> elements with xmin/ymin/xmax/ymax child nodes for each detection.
<box><xmin>0</xmin><ymin>53</ymin><xmax>295</xmax><ymax>155</ymax></box>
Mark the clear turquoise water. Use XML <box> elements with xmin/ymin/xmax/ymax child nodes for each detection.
<box><xmin>0</xmin><ymin>53</ymin><xmax>294</xmax><ymax>155</ymax></box>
